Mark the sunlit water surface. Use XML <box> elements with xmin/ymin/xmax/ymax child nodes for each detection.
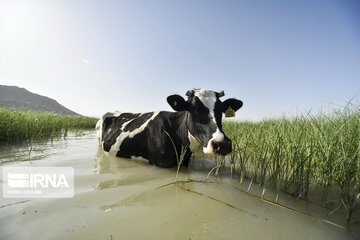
<box><xmin>0</xmin><ymin>131</ymin><xmax>358</xmax><ymax>240</ymax></box>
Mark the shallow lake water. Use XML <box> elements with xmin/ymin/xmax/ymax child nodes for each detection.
<box><xmin>0</xmin><ymin>131</ymin><xmax>358</xmax><ymax>240</ymax></box>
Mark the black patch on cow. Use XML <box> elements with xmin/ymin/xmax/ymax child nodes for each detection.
<box><xmin>122</xmin><ymin>112</ymin><xmax>154</xmax><ymax>132</ymax></box>
<box><xmin>116</xmin><ymin>131</ymin><xmax>150</xmax><ymax>159</ymax></box>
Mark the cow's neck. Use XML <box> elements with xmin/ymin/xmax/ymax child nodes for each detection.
<box><xmin>168</xmin><ymin>111</ymin><xmax>191</xmax><ymax>147</ymax></box>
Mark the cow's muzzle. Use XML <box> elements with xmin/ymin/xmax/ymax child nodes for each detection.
<box><xmin>212</xmin><ymin>138</ymin><xmax>232</xmax><ymax>155</ymax></box>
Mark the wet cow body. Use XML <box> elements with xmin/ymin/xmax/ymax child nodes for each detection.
<box><xmin>96</xmin><ymin>89</ymin><xmax>243</xmax><ymax>168</ymax></box>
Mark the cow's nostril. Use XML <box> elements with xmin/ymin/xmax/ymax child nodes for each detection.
<box><xmin>212</xmin><ymin>142</ymin><xmax>221</xmax><ymax>152</ymax></box>
<box><xmin>212</xmin><ymin>140</ymin><xmax>232</xmax><ymax>155</ymax></box>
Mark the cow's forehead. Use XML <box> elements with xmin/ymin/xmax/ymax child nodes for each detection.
<box><xmin>193</xmin><ymin>89</ymin><xmax>218</xmax><ymax>110</ymax></box>
<box><xmin>193</xmin><ymin>89</ymin><xmax>217</xmax><ymax>99</ymax></box>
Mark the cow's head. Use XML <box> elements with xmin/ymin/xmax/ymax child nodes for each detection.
<box><xmin>167</xmin><ymin>89</ymin><xmax>243</xmax><ymax>155</ymax></box>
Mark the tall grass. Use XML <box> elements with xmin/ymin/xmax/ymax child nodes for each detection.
<box><xmin>0</xmin><ymin>108</ymin><xmax>98</xmax><ymax>144</ymax></box>
<box><xmin>222</xmin><ymin>104</ymin><xmax>360</xmax><ymax>222</ymax></box>
<box><xmin>164</xmin><ymin>130</ymin><xmax>188</xmax><ymax>182</ymax></box>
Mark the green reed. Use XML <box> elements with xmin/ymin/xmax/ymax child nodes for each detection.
<box><xmin>0</xmin><ymin>108</ymin><xmax>98</xmax><ymax>144</ymax></box>
<box><xmin>222</xmin><ymin>104</ymin><xmax>359</xmax><ymax>222</ymax></box>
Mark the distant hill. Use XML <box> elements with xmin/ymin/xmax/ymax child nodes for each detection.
<box><xmin>0</xmin><ymin>85</ymin><xmax>80</xmax><ymax>116</ymax></box>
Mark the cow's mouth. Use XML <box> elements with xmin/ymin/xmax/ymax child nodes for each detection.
<box><xmin>203</xmin><ymin>136</ymin><xmax>232</xmax><ymax>156</ymax></box>
<box><xmin>212</xmin><ymin>139</ymin><xmax>232</xmax><ymax>155</ymax></box>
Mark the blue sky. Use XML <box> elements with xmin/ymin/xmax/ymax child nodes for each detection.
<box><xmin>0</xmin><ymin>0</ymin><xmax>359</xmax><ymax>120</ymax></box>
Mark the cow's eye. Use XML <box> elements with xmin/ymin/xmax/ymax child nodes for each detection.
<box><xmin>192</xmin><ymin>99</ymin><xmax>207</xmax><ymax>113</ymax></box>
<box><xmin>193</xmin><ymin>105</ymin><xmax>208</xmax><ymax>115</ymax></box>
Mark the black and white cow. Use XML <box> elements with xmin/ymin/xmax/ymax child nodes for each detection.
<box><xmin>96</xmin><ymin>89</ymin><xmax>243</xmax><ymax>168</ymax></box>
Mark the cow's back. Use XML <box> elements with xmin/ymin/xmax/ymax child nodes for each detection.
<box><xmin>98</xmin><ymin>111</ymin><xmax>161</xmax><ymax>157</ymax></box>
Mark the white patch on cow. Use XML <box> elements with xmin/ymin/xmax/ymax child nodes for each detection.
<box><xmin>203</xmin><ymin>128</ymin><xmax>225</xmax><ymax>154</ymax></box>
<box><xmin>109</xmin><ymin>111</ymin><xmax>160</xmax><ymax>155</ymax></box>
<box><xmin>188</xmin><ymin>131</ymin><xmax>201</xmax><ymax>151</ymax></box>
<box><xmin>96</xmin><ymin>111</ymin><xmax>121</xmax><ymax>142</ymax></box>
<box><xmin>193</xmin><ymin>89</ymin><xmax>225</xmax><ymax>154</ymax></box>
<box><xmin>130</xmin><ymin>156</ymin><xmax>149</xmax><ymax>162</ymax></box>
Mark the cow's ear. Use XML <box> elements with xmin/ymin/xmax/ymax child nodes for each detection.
<box><xmin>222</xmin><ymin>98</ymin><xmax>243</xmax><ymax>113</ymax></box>
<box><xmin>167</xmin><ymin>95</ymin><xmax>190</xmax><ymax>111</ymax></box>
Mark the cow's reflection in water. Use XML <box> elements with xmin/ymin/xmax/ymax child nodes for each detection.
<box><xmin>93</xmin><ymin>147</ymin><xmax>176</xmax><ymax>191</ymax></box>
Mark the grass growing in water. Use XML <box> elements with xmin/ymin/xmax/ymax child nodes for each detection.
<box><xmin>0</xmin><ymin>108</ymin><xmax>98</xmax><ymax>144</ymax></box>
<box><xmin>164</xmin><ymin>130</ymin><xmax>187</xmax><ymax>182</ymax></box>
<box><xmin>221</xmin><ymin>104</ymin><xmax>359</xmax><ymax>222</ymax></box>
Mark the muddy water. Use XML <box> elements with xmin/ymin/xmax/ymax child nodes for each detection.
<box><xmin>0</xmin><ymin>131</ymin><xmax>357</xmax><ymax>240</ymax></box>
